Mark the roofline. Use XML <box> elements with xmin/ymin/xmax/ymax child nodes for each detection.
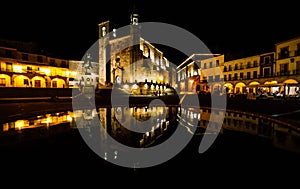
<box><xmin>176</xmin><ymin>53</ymin><xmax>222</xmax><ymax>69</ymax></box>
<box><xmin>274</xmin><ymin>36</ymin><xmax>300</xmax><ymax>46</ymax></box>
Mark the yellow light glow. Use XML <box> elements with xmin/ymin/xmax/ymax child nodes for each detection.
<box><xmin>249</xmin><ymin>81</ymin><xmax>260</xmax><ymax>86</ymax></box>
<box><xmin>13</xmin><ymin>65</ymin><xmax>23</xmax><ymax>73</ymax></box>
<box><xmin>40</xmin><ymin>68</ymin><xmax>50</xmax><ymax>76</ymax></box>
<box><xmin>132</xmin><ymin>84</ymin><xmax>138</xmax><ymax>90</ymax></box>
<box><xmin>3</xmin><ymin>123</ymin><xmax>9</xmax><ymax>132</ymax></box>
<box><xmin>283</xmin><ymin>79</ymin><xmax>298</xmax><ymax>84</ymax></box>
<box><xmin>67</xmin><ymin>115</ymin><xmax>73</xmax><ymax>122</ymax></box>
<box><xmin>15</xmin><ymin>120</ymin><xmax>25</xmax><ymax>130</ymax></box>
<box><xmin>264</xmin><ymin>81</ymin><xmax>278</xmax><ymax>85</ymax></box>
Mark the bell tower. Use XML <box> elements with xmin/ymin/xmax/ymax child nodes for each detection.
<box><xmin>130</xmin><ymin>12</ymin><xmax>141</xmax><ymax>83</ymax></box>
<box><xmin>98</xmin><ymin>20</ymin><xmax>111</xmax><ymax>85</ymax></box>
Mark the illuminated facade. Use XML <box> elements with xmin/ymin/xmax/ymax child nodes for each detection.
<box><xmin>0</xmin><ymin>42</ymin><xmax>77</xmax><ymax>88</ymax></box>
<box><xmin>98</xmin><ymin>13</ymin><xmax>176</xmax><ymax>95</ymax></box>
<box><xmin>178</xmin><ymin>36</ymin><xmax>300</xmax><ymax>97</ymax></box>
<box><xmin>176</xmin><ymin>53</ymin><xmax>224</xmax><ymax>94</ymax></box>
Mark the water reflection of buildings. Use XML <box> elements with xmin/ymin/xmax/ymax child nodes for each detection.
<box><xmin>73</xmin><ymin>106</ymin><xmax>178</xmax><ymax>147</ymax></box>
<box><xmin>0</xmin><ymin>111</ymin><xmax>74</xmax><ymax>145</ymax></box>
<box><xmin>179</xmin><ymin>107</ymin><xmax>300</xmax><ymax>154</ymax></box>
<box><xmin>1</xmin><ymin>106</ymin><xmax>300</xmax><ymax>154</ymax></box>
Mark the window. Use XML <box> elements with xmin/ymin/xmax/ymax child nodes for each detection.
<box><xmin>224</xmin><ymin>75</ymin><xmax>227</xmax><ymax>81</ymax></box>
<box><xmin>22</xmin><ymin>53</ymin><xmax>28</xmax><ymax>60</ymax></box>
<box><xmin>228</xmin><ymin>65</ymin><xmax>232</xmax><ymax>71</ymax></box>
<box><xmin>24</xmin><ymin>79</ymin><xmax>29</xmax><ymax>86</ymax></box>
<box><xmin>228</xmin><ymin>74</ymin><xmax>232</xmax><ymax>81</ymax></box>
<box><xmin>49</xmin><ymin>59</ymin><xmax>56</xmax><ymax>66</ymax></box>
<box><xmin>61</xmin><ymin>61</ymin><xmax>67</xmax><ymax>68</ymax></box>
<box><xmin>296</xmin><ymin>43</ymin><xmax>300</xmax><ymax>56</ymax></box>
<box><xmin>37</xmin><ymin>56</ymin><xmax>43</xmax><ymax>62</ymax></box>
<box><xmin>263</xmin><ymin>67</ymin><xmax>271</xmax><ymax>77</ymax></box>
<box><xmin>253</xmin><ymin>71</ymin><xmax>257</xmax><ymax>79</ymax></box>
<box><xmin>215</xmin><ymin>75</ymin><xmax>220</xmax><ymax>81</ymax></box>
<box><xmin>247</xmin><ymin>62</ymin><xmax>251</xmax><ymax>68</ymax></box>
<box><xmin>253</xmin><ymin>60</ymin><xmax>258</xmax><ymax>67</ymax></box>
<box><xmin>0</xmin><ymin>78</ymin><xmax>6</xmax><ymax>87</ymax></box>
<box><xmin>280</xmin><ymin>63</ymin><xmax>289</xmax><ymax>75</ymax></box>
<box><xmin>52</xmin><ymin>80</ymin><xmax>57</xmax><ymax>88</ymax></box>
<box><xmin>264</xmin><ymin>56</ymin><xmax>270</xmax><ymax>64</ymax></box>
<box><xmin>6</xmin><ymin>62</ymin><xmax>12</xmax><ymax>72</ymax></box>
<box><xmin>234</xmin><ymin>73</ymin><xmax>238</xmax><ymax>80</ymax></box>
<box><xmin>203</xmin><ymin>63</ymin><xmax>207</xmax><ymax>69</ymax></box>
<box><xmin>216</xmin><ymin>60</ymin><xmax>219</xmax><ymax>67</ymax></box>
<box><xmin>240</xmin><ymin>73</ymin><xmax>244</xmax><ymax>79</ymax></box>
<box><xmin>240</xmin><ymin>63</ymin><xmax>243</xmax><ymax>69</ymax></box>
<box><xmin>209</xmin><ymin>61</ymin><xmax>213</xmax><ymax>68</ymax></box>
<box><xmin>34</xmin><ymin>80</ymin><xmax>41</xmax><ymax>88</ymax></box>
<box><xmin>5</xmin><ymin>50</ymin><xmax>13</xmax><ymax>58</ymax></box>
<box><xmin>247</xmin><ymin>72</ymin><xmax>251</xmax><ymax>79</ymax></box>
<box><xmin>279</xmin><ymin>47</ymin><xmax>289</xmax><ymax>59</ymax></box>
<box><xmin>223</xmin><ymin>66</ymin><xmax>227</xmax><ymax>72</ymax></box>
<box><xmin>234</xmin><ymin>64</ymin><xmax>238</xmax><ymax>70</ymax></box>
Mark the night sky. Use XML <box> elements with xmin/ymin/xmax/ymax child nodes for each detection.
<box><xmin>1</xmin><ymin>0</ymin><xmax>300</xmax><ymax>64</ymax></box>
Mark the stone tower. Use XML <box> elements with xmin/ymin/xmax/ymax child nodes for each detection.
<box><xmin>129</xmin><ymin>12</ymin><xmax>142</xmax><ymax>83</ymax></box>
<box><xmin>98</xmin><ymin>20</ymin><xmax>110</xmax><ymax>85</ymax></box>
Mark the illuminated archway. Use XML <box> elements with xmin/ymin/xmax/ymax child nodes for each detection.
<box><xmin>248</xmin><ymin>81</ymin><xmax>260</xmax><ymax>94</ymax></box>
<box><xmin>283</xmin><ymin>79</ymin><xmax>298</xmax><ymax>84</ymax></box>
<box><xmin>52</xmin><ymin>78</ymin><xmax>66</xmax><ymax>88</ymax></box>
<box><xmin>0</xmin><ymin>74</ymin><xmax>11</xmax><ymax>87</ymax></box>
<box><xmin>224</xmin><ymin>83</ymin><xmax>233</xmax><ymax>93</ymax></box>
<box><xmin>14</xmin><ymin>75</ymin><xmax>30</xmax><ymax>87</ymax></box>
<box><xmin>264</xmin><ymin>81</ymin><xmax>278</xmax><ymax>85</ymax></box>
<box><xmin>235</xmin><ymin>82</ymin><xmax>246</xmax><ymax>94</ymax></box>
<box><xmin>249</xmin><ymin>81</ymin><xmax>260</xmax><ymax>86</ymax></box>
<box><xmin>283</xmin><ymin>79</ymin><xmax>299</xmax><ymax>96</ymax></box>
<box><xmin>32</xmin><ymin>76</ymin><xmax>46</xmax><ymax>88</ymax></box>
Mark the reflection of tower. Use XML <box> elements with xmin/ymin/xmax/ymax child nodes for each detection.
<box><xmin>98</xmin><ymin>21</ymin><xmax>111</xmax><ymax>85</ymax></box>
<box><xmin>130</xmin><ymin>13</ymin><xmax>141</xmax><ymax>83</ymax></box>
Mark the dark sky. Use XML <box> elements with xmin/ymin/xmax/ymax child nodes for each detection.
<box><xmin>1</xmin><ymin>0</ymin><xmax>300</xmax><ymax>64</ymax></box>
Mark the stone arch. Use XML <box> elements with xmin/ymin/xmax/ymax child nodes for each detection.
<box><xmin>224</xmin><ymin>83</ymin><xmax>234</xmax><ymax>93</ymax></box>
<box><xmin>0</xmin><ymin>74</ymin><xmax>12</xmax><ymax>87</ymax></box>
<box><xmin>235</xmin><ymin>82</ymin><xmax>246</xmax><ymax>94</ymax></box>
<box><xmin>283</xmin><ymin>79</ymin><xmax>298</xmax><ymax>84</ymax></box>
<box><xmin>52</xmin><ymin>78</ymin><xmax>67</xmax><ymax>88</ymax></box>
<box><xmin>32</xmin><ymin>76</ymin><xmax>46</xmax><ymax>88</ymax></box>
<box><xmin>14</xmin><ymin>75</ymin><xmax>30</xmax><ymax>87</ymax></box>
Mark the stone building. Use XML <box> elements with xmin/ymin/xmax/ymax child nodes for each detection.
<box><xmin>98</xmin><ymin>13</ymin><xmax>176</xmax><ymax>95</ymax></box>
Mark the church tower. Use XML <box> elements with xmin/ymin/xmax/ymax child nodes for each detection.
<box><xmin>129</xmin><ymin>12</ymin><xmax>142</xmax><ymax>83</ymax></box>
<box><xmin>98</xmin><ymin>20</ymin><xmax>111</xmax><ymax>85</ymax></box>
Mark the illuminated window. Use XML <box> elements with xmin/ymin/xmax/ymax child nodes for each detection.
<box><xmin>0</xmin><ymin>78</ymin><xmax>6</xmax><ymax>87</ymax></box>
<box><xmin>6</xmin><ymin>62</ymin><xmax>12</xmax><ymax>72</ymax></box>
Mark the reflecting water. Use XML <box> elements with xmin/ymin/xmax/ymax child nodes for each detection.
<box><xmin>1</xmin><ymin>106</ymin><xmax>300</xmax><ymax>155</ymax></box>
